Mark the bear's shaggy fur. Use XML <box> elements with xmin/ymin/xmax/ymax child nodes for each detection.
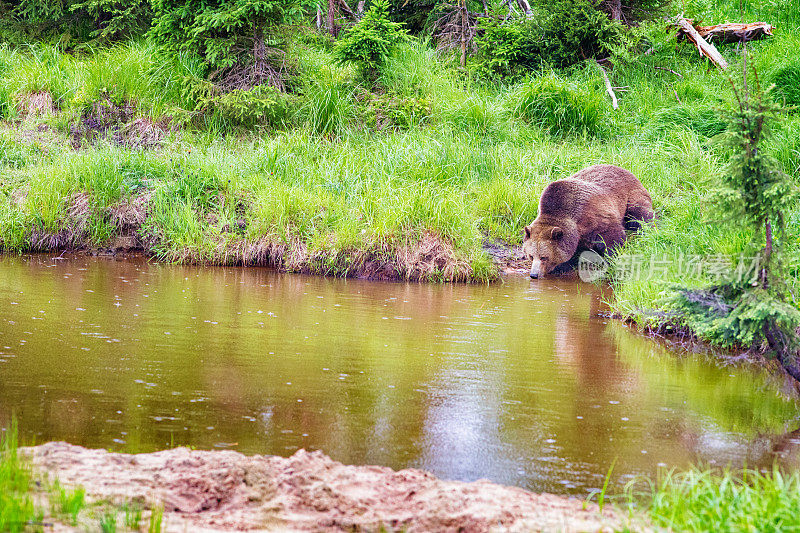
<box><xmin>522</xmin><ymin>164</ymin><xmax>653</xmax><ymax>278</ymax></box>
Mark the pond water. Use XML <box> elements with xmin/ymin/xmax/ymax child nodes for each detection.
<box><xmin>1</xmin><ymin>255</ymin><xmax>799</xmax><ymax>495</ymax></box>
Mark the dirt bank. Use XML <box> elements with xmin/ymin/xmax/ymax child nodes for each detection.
<box><xmin>26</xmin><ymin>442</ymin><xmax>635</xmax><ymax>532</ymax></box>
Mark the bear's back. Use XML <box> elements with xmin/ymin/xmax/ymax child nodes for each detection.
<box><xmin>569</xmin><ymin>164</ymin><xmax>643</xmax><ymax>191</ymax></box>
<box><xmin>538</xmin><ymin>178</ymin><xmax>604</xmax><ymax>218</ymax></box>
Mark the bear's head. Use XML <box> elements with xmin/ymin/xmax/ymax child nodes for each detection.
<box><xmin>522</xmin><ymin>221</ymin><xmax>579</xmax><ymax>279</ymax></box>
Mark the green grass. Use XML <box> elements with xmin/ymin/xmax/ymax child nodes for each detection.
<box><xmin>627</xmin><ymin>466</ymin><xmax>800</xmax><ymax>532</ymax></box>
<box><xmin>511</xmin><ymin>71</ymin><xmax>609</xmax><ymax>137</ymax></box>
<box><xmin>0</xmin><ymin>420</ymin><xmax>41</xmax><ymax>533</ymax></box>
<box><xmin>148</xmin><ymin>505</ymin><xmax>163</xmax><ymax>533</ymax></box>
<box><xmin>123</xmin><ymin>502</ymin><xmax>143</xmax><ymax>530</ymax></box>
<box><xmin>100</xmin><ymin>509</ymin><xmax>118</xmax><ymax>533</ymax></box>
<box><xmin>51</xmin><ymin>481</ymin><xmax>86</xmax><ymax>525</ymax></box>
<box><xmin>0</xmin><ymin>0</ymin><xmax>795</xmax><ymax>287</ymax></box>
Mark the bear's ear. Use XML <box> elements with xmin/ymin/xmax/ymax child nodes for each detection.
<box><xmin>550</xmin><ymin>227</ymin><xmax>563</xmax><ymax>240</ymax></box>
<box><xmin>524</xmin><ymin>226</ymin><xmax>531</xmax><ymax>240</ymax></box>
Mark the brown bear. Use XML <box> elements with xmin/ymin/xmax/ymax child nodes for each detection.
<box><xmin>522</xmin><ymin>164</ymin><xmax>653</xmax><ymax>279</ymax></box>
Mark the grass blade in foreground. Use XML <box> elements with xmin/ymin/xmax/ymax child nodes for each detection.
<box><xmin>627</xmin><ymin>466</ymin><xmax>800</xmax><ymax>532</ymax></box>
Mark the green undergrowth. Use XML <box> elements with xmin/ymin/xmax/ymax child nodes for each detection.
<box><xmin>625</xmin><ymin>466</ymin><xmax>800</xmax><ymax>532</ymax></box>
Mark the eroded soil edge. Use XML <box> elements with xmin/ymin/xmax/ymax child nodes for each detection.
<box><xmin>25</xmin><ymin>442</ymin><xmax>633</xmax><ymax>532</ymax></box>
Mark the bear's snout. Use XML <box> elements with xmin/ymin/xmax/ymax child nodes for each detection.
<box><xmin>529</xmin><ymin>259</ymin><xmax>542</xmax><ymax>279</ymax></box>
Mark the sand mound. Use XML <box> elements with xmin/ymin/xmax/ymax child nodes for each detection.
<box><xmin>27</xmin><ymin>442</ymin><xmax>632</xmax><ymax>532</ymax></box>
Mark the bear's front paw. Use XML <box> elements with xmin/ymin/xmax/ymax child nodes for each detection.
<box><xmin>590</xmin><ymin>239</ymin><xmax>607</xmax><ymax>255</ymax></box>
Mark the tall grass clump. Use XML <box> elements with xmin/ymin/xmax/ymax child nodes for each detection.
<box><xmin>303</xmin><ymin>78</ymin><xmax>356</xmax><ymax>136</ymax></box>
<box><xmin>442</xmin><ymin>94</ymin><xmax>508</xmax><ymax>138</ymax></box>
<box><xmin>51</xmin><ymin>481</ymin><xmax>86</xmax><ymax>525</ymax></box>
<box><xmin>75</xmin><ymin>41</ymin><xmax>159</xmax><ymax>112</ymax></box>
<box><xmin>651</xmin><ymin>104</ymin><xmax>728</xmax><ymax>138</ymax></box>
<box><xmin>0</xmin><ymin>420</ymin><xmax>41</xmax><ymax>533</ymax></box>
<box><xmin>629</xmin><ymin>467</ymin><xmax>800</xmax><ymax>531</ymax></box>
<box><xmin>511</xmin><ymin>72</ymin><xmax>608</xmax><ymax>137</ymax></box>
<box><xmin>475</xmin><ymin>178</ymin><xmax>540</xmax><ymax>242</ymax></box>
<box><xmin>0</xmin><ymin>44</ymin><xmax>79</xmax><ymax>113</ymax></box>
<box><xmin>771</xmin><ymin>60</ymin><xmax>800</xmax><ymax>108</ymax></box>
<box><xmin>379</xmin><ymin>41</ymin><xmax>459</xmax><ymax>100</ymax></box>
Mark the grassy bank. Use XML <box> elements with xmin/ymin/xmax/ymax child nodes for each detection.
<box><xmin>624</xmin><ymin>466</ymin><xmax>800</xmax><ymax>531</ymax></box>
<box><xmin>0</xmin><ymin>3</ymin><xmax>798</xmax><ymax>287</ymax></box>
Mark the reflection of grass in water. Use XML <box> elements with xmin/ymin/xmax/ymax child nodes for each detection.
<box><xmin>627</xmin><ymin>467</ymin><xmax>800</xmax><ymax>531</ymax></box>
<box><xmin>609</xmin><ymin>323</ymin><xmax>799</xmax><ymax>434</ymax></box>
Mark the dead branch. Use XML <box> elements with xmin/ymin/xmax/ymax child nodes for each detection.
<box><xmin>515</xmin><ymin>0</ymin><xmax>532</xmax><ymax>17</ymax></box>
<box><xmin>681</xmin><ymin>21</ymin><xmax>774</xmax><ymax>44</ymax></box>
<box><xmin>596</xmin><ymin>60</ymin><xmax>618</xmax><ymax>110</ymax></box>
<box><xmin>654</xmin><ymin>65</ymin><xmax>684</xmax><ymax>78</ymax></box>
<box><xmin>336</xmin><ymin>0</ymin><xmax>358</xmax><ymax>21</ymax></box>
<box><xmin>502</xmin><ymin>0</ymin><xmax>519</xmax><ymax>22</ymax></box>
<box><xmin>218</xmin><ymin>32</ymin><xmax>287</xmax><ymax>92</ymax></box>
<box><xmin>674</xmin><ymin>16</ymin><xmax>728</xmax><ymax>69</ymax></box>
<box><xmin>433</xmin><ymin>3</ymin><xmax>480</xmax><ymax>63</ymax></box>
<box><xmin>671</xmin><ymin>85</ymin><xmax>681</xmax><ymax>103</ymax></box>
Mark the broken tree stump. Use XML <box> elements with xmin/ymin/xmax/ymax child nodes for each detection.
<box><xmin>675</xmin><ymin>16</ymin><xmax>728</xmax><ymax>70</ymax></box>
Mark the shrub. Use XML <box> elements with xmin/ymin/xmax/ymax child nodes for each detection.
<box><xmin>186</xmin><ymin>81</ymin><xmax>297</xmax><ymax>129</ymax></box>
<box><xmin>0</xmin><ymin>0</ymin><xmax>151</xmax><ymax>43</ymax></box>
<box><xmin>389</xmin><ymin>0</ymin><xmax>439</xmax><ymax>34</ymax></box>
<box><xmin>472</xmin><ymin>17</ymin><xmax>526</xmax><ymax>79</ymax></box>
<box><xmin>333</xmin><ymin>0</ymin><xmax>409</xmax><ymax>81</ymax></box>
<box><xmin>69</xmin><ymin>0</ymin><xmax>153</xmax><ymax>40</ymax></box>
<box><xmin>512</xmin><ymin>73</ymin><xmax>607</xmax><ymax>136</ymax></box>
<box><xmin>474</xmin><ymin>0</ymin><xmax>625</xmax><ymax>78</ymax></box>
<box><xmin>667</xmin><ymin>69</ymin><xmax>800</xmax><ymax>376</ymax></box>
<box><xmin>534</xmin><ymin>0</ymin><xmax>625</xmax><ymax>68</ymax></box>
<box><xmin>150</xmin><ymin>0</ymin><xmax>305</xmax><ymax>74</ymax></box>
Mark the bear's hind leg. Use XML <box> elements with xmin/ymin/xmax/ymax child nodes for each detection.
<box><xmin>624</xmin><ymin>204</ymin><xmax>654</xmax><ymax>231</ymax></box>
<box><xmin>592</xmin><ymin>224</ymin><xmax>627</xmax><ymax>255</ymax></box>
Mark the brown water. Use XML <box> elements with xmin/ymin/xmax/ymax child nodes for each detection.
<box><xmin>1</xmin><ymin>255</ymin><xmax>799</xmax><ymax>495</ymax></box>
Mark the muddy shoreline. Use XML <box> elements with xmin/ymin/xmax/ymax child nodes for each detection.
<box><xmin>24</xmin><ymin>442</ymin><xmax>635</xmax><ymax>532</ymax></box>
<box><xmin>6</xmin><ymin>236</ymin><xmax>532</xmax><ymax>281</ymax></box>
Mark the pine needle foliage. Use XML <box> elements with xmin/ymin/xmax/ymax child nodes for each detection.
<box><xmin>333</xmin><ymin>0</ymin><xmax>409</xmax><ymax>81</ymax></box>
<box><xmin>150</xmin><ymin>0</ymin><xmax>305</xmax><ymax>73</ymax></box>
<box><xmin>668</xmin><ymin>65</ymin><xmax>800</xmax><ymax>376</ymax></box>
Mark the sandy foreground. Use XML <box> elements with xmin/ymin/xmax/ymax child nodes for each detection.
<box><xmin>23</xmin><ymin>442</ymin><xmax>641</xmax><ymax>532</ymax></box>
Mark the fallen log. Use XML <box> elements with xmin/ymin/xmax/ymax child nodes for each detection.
<box><xmin>679</xmin><ymin>21</ymin><xmax>774</xmax><ymax>44</ymax></box>
<box><xmin>674</xmin><ymin>16</ymin><xmax>728</xmax><ymax>70</ymax></box>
